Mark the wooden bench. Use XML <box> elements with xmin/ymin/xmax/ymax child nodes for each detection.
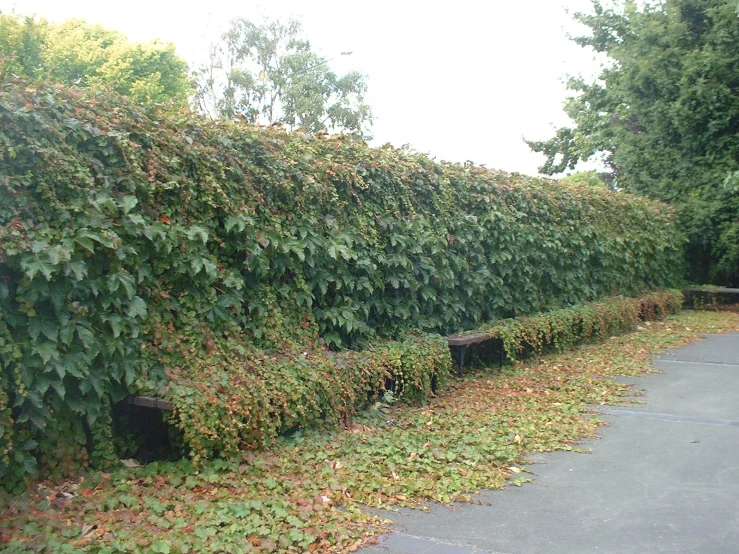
<box><xmin>124</xmin><ymin>395</ymin><xmax>174</xmax><ymax>411</ymax></box>
<box><xmin>683</xmin><ymin>287</ymin><xmax>739</xmax><ymax>308</ymax></box>
<box><xmin>446</xmin><ymin>331</ymin><xmax>500</xmax><ymax>377</ymax></box>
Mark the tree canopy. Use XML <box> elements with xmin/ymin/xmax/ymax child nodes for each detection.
<box><xmin>194</xmin><ymin>17</ymin><xmax>372</xmax><ymax>136</ymax></box>
<box><xmin>559</xmin><ymin>170</ymin><xmax>609</xmax><ymax>188</ymax></box>
<box><xmin>0</xmin><ymin>13</ymin><xmax>191</xmax><ymax>106</ymax></box>
<box><xmin>528</xmin><ymin>0</ymin><xmax>739</xmax><ymax>284</ymax></box>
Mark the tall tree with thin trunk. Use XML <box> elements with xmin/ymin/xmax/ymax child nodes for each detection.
<box><xmin>194</xmin><ymin>17</ymin><xmax>372</xmax><ymax>137</ymax></box>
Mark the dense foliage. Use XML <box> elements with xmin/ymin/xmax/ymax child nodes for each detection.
<box><xmin>479</xmin><ymin>289</ymin><xmax>683</xmax><ymax>361</ymax></box>
<box><xmin>0</xmin><ymin>77</ymin><xmax>683</xmax><ymax>490</ymax></box>
<box><xmin>194</xmin><ymin>17</ymin><xmax>372</xmax><ymax>135</ymax></box>
<box><xmin>559</xmin><ymin>171</ymin><xmax>609</xmax><ymax>189</ymax></box>
<box><xmin>167</xmin><ymin>333</ymin><xmax>452</xmax><ymax>464</ymax></box>
<box><xmin>0</xmin><ymin>13</ymin><xmax>191</xmax><ymax>105</ymax></box>
<box><xmin>528</xmin><ymin>0</ymin><xmax>739</xmax><ymax>285</ymax></box>
<box><xmin>3</xmin><ymin>310</ymin><xmax>736</xmax><ymax>553</ymax></box>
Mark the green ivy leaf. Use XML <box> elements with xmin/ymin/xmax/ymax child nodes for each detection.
<box><xmin>150</xmin><ymin>540</ymin><xmax>171</xmax><ymax>553</ymax></box>
<box><xmin>50</xmin><ymin>380</ymin><xmax>66</xmax><ymax>400</ymax></box>
<box><xmin>21</xmin><ymin>255</ymin><xmax>55</xmax><ymax>281</ymax></box>
<box><xmin>202</xmin><ymin>259</ymin><xmax>217</xmax><ymax>278</ymax></box>
<box><xmin>225</xmin><ymin>215</ymin><xmax>247</xmax><ymax>233</ymax></box>
<box><xmin>185</xmin><ymin>226</ymin><xmax>209</xmax><ymax>244</ymax></box>
<box><xmin>76</xmin><ymin>326</ymin><xmax>96</xmax><ymax>350</ymax></box>
<box><xmin>120</xmin><ymin>195</ymin><xmax>138</xmax><ymax>215</ymax></box>
<box><xmin>127</xmin><ymin>297</ymin><xmax>147</xmax><ymax>319</ymax></box>
<box><xmin>33</xmin><ymin>342</ymin><xmax>59</xmax><ymax>364</ymax></box>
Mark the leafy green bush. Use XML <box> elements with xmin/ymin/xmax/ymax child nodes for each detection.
<box><xmin>165</xmin><ymin>332</ymin><xmax>451</xmax><ymax>462</ymax></box>
<box><xmin>0</xmin><ymin>77</ymin><xmax>684</xmax><ymax>489</ymax></box>
<box><xmin>481</xmin><ymin>290</ymin><xmax>684</xmax><ymax>361</ymax></box>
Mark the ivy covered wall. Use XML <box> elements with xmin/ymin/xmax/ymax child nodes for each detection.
<box><xmin>0</xmin><ymin>80</ymin><xmax>684</xmax><ymax>487</ymax></box>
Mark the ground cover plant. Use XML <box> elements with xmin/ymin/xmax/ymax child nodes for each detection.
<box><xmin>477</xmin><ymin>289</ymin><xmax>683</xmax><ymax>361</ymax></box>
<box><xmin>0</xmin><ymin>75</ymin><xmax>685</xmax><ymax>488</ymax></box>
<box><xmin>163</xmin><ymin>290</ymin><xmax>681</xmax><ymax>464</ymax></box>
<box><xmin>1</xmin><ymin>309</ymin><xmax>737</xmax><ymax>553</ymax></box>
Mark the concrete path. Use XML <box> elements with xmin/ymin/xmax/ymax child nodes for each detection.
<box><xmin>360</xmin><ymin>333</ymin><xmax>739</xmax><ymax>554</ymax></box>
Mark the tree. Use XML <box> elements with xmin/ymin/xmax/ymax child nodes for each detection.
<box><xmin>527</xmin><ymin>0</ymin><xmax>739</xmax><ymax>284</ymax></box>
<box><xmin>194</xmin><ymin>17</ymin><xmax>372</xmax><ymax>136</ymax></box>
<box><xmin>0</xmin><ymin>13</ymin><xmax>191</xmax><ymax>106</ymax></box>
<box><xmin>559</xmin><ymin>170</ymin><xmax>609</xmax><ymax>188</ymax></box>
<box><xmin>0</xmin><ymin>13</ymin><xmax>46</xmax><ymax>79</ymax></box>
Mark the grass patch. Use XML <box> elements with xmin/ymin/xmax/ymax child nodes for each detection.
<box><xmin>2</xmin><ymin>310</ymin><xmax>737</xmax><ymax>553</ymax></box>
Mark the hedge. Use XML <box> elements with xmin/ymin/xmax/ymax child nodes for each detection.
<box><xmin>166</xmin><ymin>332</ymin><xmax>452</xmax><ymax>464</ymax></box>
<box><xmin>0</xmin><ymin>77</ymin><xmax>684</xmax><ymax>490</ymax></box>
<box><xmin>165</xmin><ymin>290</ymin><xmax>682</xmax><ymax>463</ymax></box>
<box><xmin>480</xmin><ymin>289</ymin><xmax>684</xmax><ymax>361</ymax></box>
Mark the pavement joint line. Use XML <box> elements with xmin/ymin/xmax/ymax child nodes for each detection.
<box><xmin>657</xmin><ymin>358</ymin><xmax>739</xmax><ymax>367</ymax></box>
<box><xmin>601</xmin><ymin>408</ymin><xmax>739</xmax><ymax>427</ymax></box>
<box><xmin>379</xmin><ymin>532</ymin><xmax>509</xmax><ymax>554</ymax></box>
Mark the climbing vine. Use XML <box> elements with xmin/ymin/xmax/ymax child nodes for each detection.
<box><xmin>481</xmin><ymin>290</ymin><xmax>684</xmax><ymax>361</ymax></box>
<box><xmin>0</xmin><ymin>75</ymin><xmax>684</xmax><ymax>489</ymax></box>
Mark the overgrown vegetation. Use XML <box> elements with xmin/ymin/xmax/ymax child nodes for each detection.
<box><xmin>0</xmin><ymin>76</ymin><xmax>683</xmax><ymax>490</ymax></box>
<box><xmin>480</xmin><ymin>289</ymin><xmax>683</xmax><ymax>361</ymax></box>
<box><xmin>166</xmin><ymin>333</ymin><xmax>452</xmax><ymax>464</ymax></box>
<box><xmin>165</xmin><ymin>291</ymin><xmax>681</xmax><ymax>464</ymax></box>
<box><xmin>1</xmin><ymin>310</ymin><xmax>737</xmax><ymax>553</ymax></box>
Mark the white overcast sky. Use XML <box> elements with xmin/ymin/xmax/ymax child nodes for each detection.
<box><xmin>1</xmin><ymin>0</ymin><xmax>603</xmax><ymax>176</ymax></box>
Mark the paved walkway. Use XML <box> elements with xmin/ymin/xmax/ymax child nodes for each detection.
<box><xmin>360</xmin><ymin>333</ymin><xmax>739</xmax><ymax>554</ymax></box>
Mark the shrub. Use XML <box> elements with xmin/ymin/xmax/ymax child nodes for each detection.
<box><xmin>481</xmin><ymin>290</ymin><xmax>684</xmax><ymax>361</ymax></box>
<box><xmin>165</xmin><ymin>332</ymin><xmax>451</xmax><ymax>462</ymax></box>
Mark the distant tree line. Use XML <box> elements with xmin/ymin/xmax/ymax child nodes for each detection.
<box><xmin>0</xmin><ymin>12</ymin><xmax>372</xmax><ymax>136</ymax></box>
<box><xmin>531</xmin><ymin>0</ymin><xmax>739</xmax><ymax>285</ymax></box>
